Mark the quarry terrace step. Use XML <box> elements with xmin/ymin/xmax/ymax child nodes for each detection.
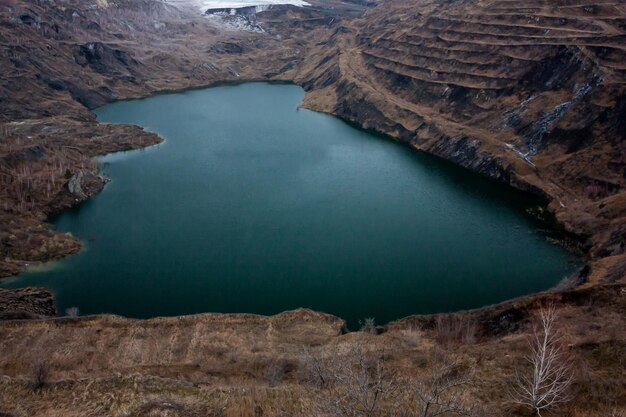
<box><xmin>363</xmin><ymin>48</ymin><xmax>528</xmax><ymax>78</ymax></box>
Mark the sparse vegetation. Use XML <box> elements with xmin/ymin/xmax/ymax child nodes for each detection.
<box><xmin>65</xmin><ymin>306</ymin><xmax>80</xmax><ymax>317</ymax></box>
<box><xmin>318</xmin><ymin>344</ymin><xmax>396</xmax><ymax>417</ymax></box>
<box><xmin>0</xmin><ymin>0</ymin><xmax>625</xmax><ymax>415</ymax></box>
<box><xmin>409</xmin><ymin>352</ymin><xmax>476</xmax><ymax>417</ymax></box>
<box><xmin>360</xmin><ymin>318</ymin><xmax>377</xmax><ymax>335</ymax></box>
<box><xmin>401</xmin><ymin>327</ymin><xmax>422</xmax><ymax>348</ymax></box>
<box><xmin>264</xmin><ymin>360</ymin><xmax>287</xmax><ymax>387</ymax></box>
<box><xmin>0</xmin><ymin>298</ymin><xmax>624</xmax><ymax>417</ymax></box>
<box><xmin>301</xmin><ymin>343</ymin><xmax>480</xmax><ymax>417</ymax></box>
<box><xmin>31</xmin><ymin>360</ymin><xmax>49</xmax><ymax>391</ymax></box>
<box><xmin>435</xmin><ymin>316</ymin><xmax>477</xmax><ymax>348</ymax></box>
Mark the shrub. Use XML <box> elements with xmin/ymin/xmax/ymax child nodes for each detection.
<box><xmin>32</xmin><ymin>360</ymin><xmax>49</xmax><ymax>390</ymax></box>
<box><xmin>435</xmin><ymin>316</ymin><xmax>477</xmax><ymax>348</ymax></box>
<box><xmin>65</xmin><ymin>306</ymin><xmax>80</xmax><ymax>317</ymax></box>
<box><xmin>360</xmin><ymin>317</ymin><xmax>377</xmax><ymax>334</ymax></box>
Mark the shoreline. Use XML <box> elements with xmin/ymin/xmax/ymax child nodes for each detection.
<box><xmin>3</xmin><ymin>275</ymin><xmax>620</xmax><ymax>332</ymax></box>
<box><xmin>2</xmin><ymin>81</ymin><xmax>590</xmax><ymax>326</ymax></box>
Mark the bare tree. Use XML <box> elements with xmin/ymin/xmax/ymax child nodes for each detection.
<box><xmin>512</xmin><ymin>305</ymin><xmax>573</xmax><ymax>416</ymax></box>
<box><xmin>316</xmin><ymin>344</ymin><xmax>397</xmax><ymax>417</ymax></box>
<box><xmin>411</xmin><ymin>353</ymin><xmax>475</xmax><ymax>417</ymax></box>
<box><xmin>65</xmin><ymin>306</ymin><xmax>80</xmax><ymax>317</ymax></box>
<box><xmin>302</xmin><ymin>345</ymin><xmax>478</xmax><ymax>417</ymax></box>
<box><xmin>301</xmin><ymin>346</ymin><xmax>331</xmax><ymax>389</ymax></box>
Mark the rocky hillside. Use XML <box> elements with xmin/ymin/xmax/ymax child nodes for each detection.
<box><xmin>294</xmin><ymin>0</ymin><xmax>626</xmax><ymax>286</ymax></box>
<box><xmin>0</xmin><ymin>287</ymin><xmax>55</xmax><ymax>319</ymax></box>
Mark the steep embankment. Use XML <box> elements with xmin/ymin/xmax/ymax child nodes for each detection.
<box><xmin>294</xmin><ymin>0</ymin><xmax>626</xmax><ymax>285</ymax></box>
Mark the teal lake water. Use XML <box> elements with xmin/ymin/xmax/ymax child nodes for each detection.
<box><xmin>2</xmin><ymin>83</ymin><xmax>580</xmax><ymax>326</ymax></box>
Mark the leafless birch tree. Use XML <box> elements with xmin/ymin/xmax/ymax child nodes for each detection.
<box><xmin>304</xmin><ymin>344</ymin><xmax>397</xmax><ymax>417</ymax></box>
<box><xmin>513</xmin><ymin>305</ymin><xmax>574</xmax><ymax>416</ymax></box>
<box><xmin>326</xmin><ymin>345</ymin><xmax>396</xmax><ymax>417</ymax></box>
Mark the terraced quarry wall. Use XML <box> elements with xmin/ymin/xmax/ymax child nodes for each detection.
<box><xmin>296</xmin><ymin>0</ymin><xmax>626</xmax><ymax>285</ymax></box>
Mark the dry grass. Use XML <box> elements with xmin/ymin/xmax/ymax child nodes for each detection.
<box><xmin>434</xmin><ymin>316</ymin><xmax>478</xmax><ymax>348</ymax></box>
<box><xmin>0</xmin><ymin>288</ymin><xmax>624</xmax><ymax>416</ymax></box>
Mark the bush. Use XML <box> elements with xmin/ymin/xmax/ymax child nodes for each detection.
<box><xmin>435</xmin><ymin>316</ymin><xmax>477</xmax><ymax>348</ymax></box>
<box><xmin>360</xmin><ymin>317</ymin><xmax>377</xmax><ymax>334</ymax></box>
<box><xmin>265</xmin><ymin>360</ymin><xmax>288</xmax><ymax>387</ymax></box>
<box><xmin>32</xmin><ymin>360</ymin><xmax>49</xmax><ymax>390</ymax></box>
<box><xmin>65</xmin><ymin>306</ymin><xmax>80</xmax><ymax>317</ymax></box>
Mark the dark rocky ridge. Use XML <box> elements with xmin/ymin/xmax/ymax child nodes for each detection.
<box><xmin>0</xmin><ymin>287</ymin><xmax>55</xmax><ymax>319</ymax></box>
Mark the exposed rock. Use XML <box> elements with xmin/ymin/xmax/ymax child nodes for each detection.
<box><xmin>66</xmin><ymin>170</ymin><xmax>87</xmax><ymax>199</ymax></box>
<box><xmin>0</xmin><ymin>0</ymin><xmax>623</xmax><ymax>287</ymax></box>
<box><xmin>0</xmin><ymin>119</ymin><xmax>163</xmax><ymax>277</ymax></box>
<box><xmin>0</xmin><ymin>1</ymin><xmax>624</xmax><ymax>414</ymax></box>
<box><xmin>73</xmin><ymin>42</ymin><xmax>134</xmax><ymax>70</ymax></box>
<box><xmin>0</xmin><ymin>287</ymin><xmax>56</xmax><ymax>320</ymax></box>
<box><xmin>66</xmin><ymin>169</ymin><xmax>106</xmax><ymax>201</ymax></box>
<box><xmin>208</xmin><ymin>41</ymin><xmax>246</xmax><ymax>54</ymax></box>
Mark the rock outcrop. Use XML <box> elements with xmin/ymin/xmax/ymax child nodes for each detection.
<box><xmin>0</xmin><ymin>287</ymin><xmax>56</xmax><ymax>319</ymax></box>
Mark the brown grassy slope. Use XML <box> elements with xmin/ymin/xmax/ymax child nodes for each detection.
<box><xmin>292</xmin><ymin>0</ymin><xmax>626</xmax><ymax>285</ymax></box>
<box><xmin>0</xmin><ymin>285</ymin><xmax>624</xmax><ymax>416</ymax></box>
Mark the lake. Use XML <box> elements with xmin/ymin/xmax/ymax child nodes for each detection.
<box><xmin>2</xmin><ymin>83</ymin><xmax>580</xmax><ymax>327</ymax></box>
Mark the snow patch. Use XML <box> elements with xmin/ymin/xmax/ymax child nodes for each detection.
<box><xmin>169</xmin><ymin>0</ymin><xmax>310</xmax><ymax>13</ymax></box>
<box><xmin>204</xmin><ymin>12</ymin><xmax>265</xmax><ymax>32</ymax></box>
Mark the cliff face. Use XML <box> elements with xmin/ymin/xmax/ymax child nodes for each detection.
<box><xmin>294</xmin><ymin>0</ymin><xmax>626</xmax><ymax>284</ymax></box>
